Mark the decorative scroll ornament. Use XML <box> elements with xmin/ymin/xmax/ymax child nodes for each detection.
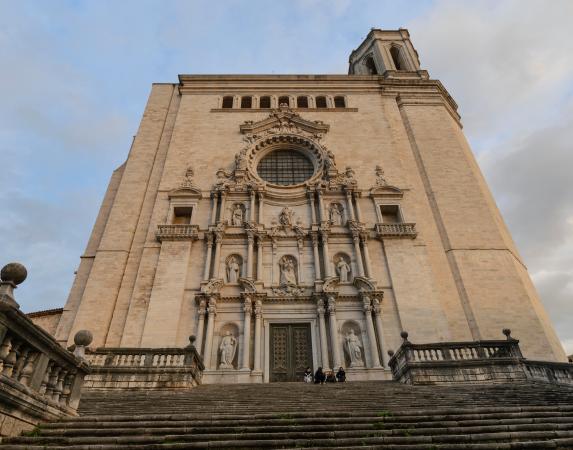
<box><xmin>238</xmin><ymin>277</ymin><xmax>257</xmax><ymax>293</ymax></box>
<box><xmin>271</xmin><ymin>284</ymin><xmax>305</xmax><ymax>297</ymax></box>
<box><xmin>201</xmin><ymin>279</ymin><xmax>224</xmax><ymax>295</ymax></box>
<box><xmin>323</xmin><ymin>276</ymin><xmax>341</xmax><ymax>294</ymax></box>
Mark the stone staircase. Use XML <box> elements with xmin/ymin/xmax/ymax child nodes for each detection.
<box><xmin>3</xmin><ymin>381</ymin><xmax>573</xmax><ymax>449</ymax></box>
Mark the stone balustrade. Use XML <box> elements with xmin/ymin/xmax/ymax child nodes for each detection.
<box><xmin>83</xmin><ymin>337</ymin><xmax>204</xmax><ymax>390</ymax></box>
<box><xmin>375</xmin><ymin>222</ymin><xmax>417</xmax><ymax>238</ymax></box>
<box><xmin>0</xmin><ymin>263</ymin><xmax>90</xmax><ymax>437</ymax></box>
<box><xmin>156</xmin><ymin>224</ymin><xmax>199</xmax><ymax>241</ymax></box>
<box><xmin>388</xmin><ymin>330</ymin><xmax>573</xmax><ymax>386</ymax></box>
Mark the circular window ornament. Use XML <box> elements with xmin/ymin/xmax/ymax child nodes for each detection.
<box><xmin>257</xmin><ymin>149</ymin><xmax>314</xmax><ymax>186</ymax></box>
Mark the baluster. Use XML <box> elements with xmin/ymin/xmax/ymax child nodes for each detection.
<box><xmin>3</xmin><ymin>339</ymin><xmax>20</xmax><ymax>377</ymax></box>
<box><xmin>44</xmin><ymin>364</ymin><xmax>60</xmax><ymax>398</ymax></box>
<box><xmin>18</xmin><ymin>351</ymin><xmax>39</xmax><ymax>386</ymax></box>
<box><xmin>52</xmin><ymin>368</ymin><xmax>66</xmax><ymax>402</ymax></box>
<box><xmin>60</xmin><ymin>371</ymin><xmax>75</xmax><ymax>406</ymax></box>
<box><xmin>0</xmin><ymin>334</ymin><xmax>12</xmax><ymax>371</ymax></box>
<box><xmin>39</xmin><ymin>361</ymin><xmax>53</xmax><ymax>395</ymax></box>
<box><xmin>13</xmin><ymin>345</ymin><xmax>30</xmax><ymax>379</ymax></box>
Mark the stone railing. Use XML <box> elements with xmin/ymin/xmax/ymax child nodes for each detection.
<box><xmin>375</xmin><ymin>222</ymin><xmax>417</xmax><ymax>239</ymax></box>
<box><xmin>83</xmin><ymin>337</ymin><xmax>204</xmax><ymax>390</ymax></box>
<box><xmin>156</xmin><ymin>224</ymin><xmax>199</xmax><ymax>241</ymax></box>
<box><xmin>388</xmin><ymin>330</ymin><xmax>573</xmax><ymax>387</ymax></box>
<box><xmin>0</xmin><ymin>263</ymin><xmax>90</xmax><ymax>437</ymax></box>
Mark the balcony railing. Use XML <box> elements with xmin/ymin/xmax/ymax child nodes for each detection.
<box><xmin>156</xmin><ymin>224</ymin><xmax>199</xmax><ymax>241</ymax></box>
<box><xmin>375</xmin><ymin>222</ymin><xmax>417</xmax><ymax>239</ymax></box>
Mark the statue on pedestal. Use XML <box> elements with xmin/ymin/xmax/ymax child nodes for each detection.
<box><xmin>345</xmin><ymin>329</ymin><xmax>364</xmax><ymax>367</ymax></box>
<box><xmin>279</xmin><ymin>256</ymin><xmax>297</xmax><ymax>286</ymax></box>
<box><xmin>219</xmin><ymin>331</ymin><xmax>237</xmax><ymax>369</ymax></box>
<box><xmin>226</xmin><ymin>256</ymin><xmax>241</xmax><ymax>283</ymax></box>
<box><xmin>231</xmin><ymin>204</ymin><xmax>244</xmax><ymax>227</ymax></box>
<box><xmin>336</xmin><ymin>256</ymin><xmax>351</xmax><ymax>283</ymax></box>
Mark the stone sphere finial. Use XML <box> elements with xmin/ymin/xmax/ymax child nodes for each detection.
<box><xmin>400</xmin><ymin>331</ymin><xmax>409</xmax><ymax>341</ymax></box>
<box><xmin>74</xmin><ymin>330</ymin><xmax>93</xmax><ymax>347</ymax></box>
<box><xmin>387</xmin><ymin>350</ymin><xmax>394</xmax><ymax>357</ymax></box>
<box><xmin>502</xmin><ymin>328</ymin><xmax>512</xmax><ymax>339</ymax></box>
<box><xmin>1</xmin><ymin>263</ymin><xmax>27</xmax><ymax>285</ymax></box>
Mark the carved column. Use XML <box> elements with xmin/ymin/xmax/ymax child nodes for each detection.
<box><xmin>372</xmin><ymin>297</ymin><xmax>388</xmax><ymax>367</ymax></box>
<box><xmin>354</xmin><ymin>192</ymin><xmax>363</xmax><ymax>223</ymax></box>
<box><xmin>363</xmin><ymin>296</ymin><xmax>382</xmax><ymax>368</ymax></box>
<box><xmin>311</xmin><ymin>233</ymin><xmax>321</xmax><ymax>280</ymax></box>
<box><xmin>361</xmin><ymin>233</ymin><xmax>372</xmax><ymax>278</ymax></box>
<box><xmin>256</xmin><ymin>237</ymin><xmax>263</xmax><ymax>281</ymax></box>
<box><xmin>195</xmin><ymin>299</ymin><xmax>207</xmax><ymax>353</ymax></box>
<box><xmin>317</xmin><ymin>189</ymin><xmax>325</xmax><ymax>222</ymax></box>
<box><xmin>213</xmin><ymin>232</ymin><xmax>223</xmax><ymax>278</ymax></box>
<box><xmin>249</xmin><ymin>190</ymin><xmax>256</xmax><ymax>222</ymax></box>
<box><xmin>271</xmin><ymin>240</ymin><xmax>278</xmax><ymax>284</ymax></box>
<box><xmin>345</xmin><ymin>190</ymin><xmax>356</xmax><ymax>221</ymax></box>
<box><xmin>321</xmin><ymin>231</ymin><xmax>332</xmax><ymax>277</ymax></box>
<box><xmin>308</xmin><ymin>191</ymin><xmax>317</xmax><ymax>223</ymax></box>
<box><xmin>241</xmin><ymin>296</ymin><xmax>252</xmax><ymax>370</ymax></box>
<box><xmin>353</xmin><ymin>233</ymin><xmax>365</xmax><ymax>277</ymax></box>
<box><xmin>327</xmin><ymin>296</ymin><xmax>342</xmax><ymax>369</ymax></box>
<box><xmin>203</xmin><ymin>234</ymin><xmax>213</xmax><ymax>280</ymax></box>
<box><xmin>210</xmin><ymin>193</ymin><xmax>218</xmax><ymax>225</ymax></box>
<box><xmin>203</xmin><ymin>297</ymin><xmax>217</xmax><ymax>369</ymax></box>
<box><xmin>219</xmin><ymin>192</ymin><xmax>227</xmax><ymax>222</ymax></box>
<box><xmin>258</xmin><ymin>192</ymin><xmax>264</xmax><ymax>223</ymax></box>
<box><xmin>253</xmin><ymin>299</ymin><xmax>263</xmax><ymax>372</ymax></box>
<box><xmin>297</xmin><ymin>238</ymin><xmax>304</xmax><ymax>284</ymax></box>
<box><xmin>317</xmin><ymin>299</ymin><xmax>330</xmax><ymax>369</ymax></box>
<box><xmin>247</xmin><ymin>233</ymin><xmax>254</xmax><ymax>278</ymax></box>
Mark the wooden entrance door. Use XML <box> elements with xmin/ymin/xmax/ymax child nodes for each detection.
<box><xmin>270</xmin><ymin>324</ymin><xmax>312</xmax><ymax>382</ymax></box>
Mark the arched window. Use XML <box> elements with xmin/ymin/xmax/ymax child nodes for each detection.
<box><xmin>315</xmin><ymin>96</ymin><xmax>327</xmax><ymax>108</ymax></box>
<box><xmin>257</xmin><ymin>149</ymin><xmax>314</xmax><ymax>185</ymax></box>
<box><xmin>260</xmin><ymin>96</ymin><xmax>271</xmax><ymax>108</ymax></box>
<box><xmin>364</xmin><ymin>56</ymin><xmax>378</xmax><ymax>75</ymax></box>
<box><xmin>278</xmin><ymin>96</ymin><xmax>290</xmax><ymax>107</ymax></box>
<box><xmin>297</xmin><ymin>96</ymin><xmax>308</xmax><ymax>108</ymax></box>
<box><xmin>241</xmin><ymin>96</ymin><xmax>252</xmax><ymax>108</ymax></box>
<box><xmin>222</xmin><ymin>96</ymin><xmax>234</xmax><ymax>108</ymax></box>
<box><xmin>390</xmin><ymin>46</ymin><xmax>404</xmax><ymax>70</ymax></box>
<box><xmin>334</xmin><ymin>96</ymin><xmax>345</xmax><ymax>108</ymax></box>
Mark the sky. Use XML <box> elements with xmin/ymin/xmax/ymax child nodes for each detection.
<box><xmin>1</xmin><ymin>0</ymin><xmax>572</xmax><ymax>354</ymax></box>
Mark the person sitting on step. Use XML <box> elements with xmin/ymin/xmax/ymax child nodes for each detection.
<box><xmin>303</xmin><ymin>367</ymin><xmax>312</xmax><ymax>383</ymax></box>
<box><xmin>326</xmin><ymin>370</ymin><xmax>336</xmax><ymax>383</ymax></box>
<box><xmin>314</xmin><ymin>367</ymin><xmax>326</xmax><ymax>384</ymax></box>
<box><xmin>336</xmin><ymin>366</ymin><xmax>346</xmax><ymax>382</ymax></box>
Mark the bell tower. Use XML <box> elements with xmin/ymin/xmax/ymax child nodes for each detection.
<box><xmin>348</xmin><ymin>28</ymin><xmax>422</xmax><ymax>75</ymax></box>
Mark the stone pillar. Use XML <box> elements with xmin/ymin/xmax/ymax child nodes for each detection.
<box><xmin>363</xmin><ymin>296</ymin><xmax>382</xmax><ymax>368</ymax></box>
<box><xmin>203</xmin><ymin>297</ymin><xmax>217</xmax><ymax>369</ymax></box>
<box><xmin>258</xmin><ymin>192</ymin><xmax>264</xmax><ymax>224</ymax></box>
<box><xmin>361</xmin><ymin>234</ymin><xmax>372</xmax><ymax>278</ymax></box>
<box><xmin>354</xmin><ymin>192</ymin><xmax>363</xmax><ymax>223</ymax></box>
<box><xmin>311</xmin><ymin>233</ymin><xmax>322</xmax><ymax>280</ymax></box>
<box><xmin>345</xmin><ymin>190</ymin><xmax>356</xmax><ymax>221</ymax></box>
<box><xmin>203</xmin><ymin>234</ymin><xmax>213</xmax><ymax>281</ymax></box>
<box><xmin>213</xmin><ymin>232</ymin><xmax>223</xmax><ymax>278</ymax></box>
<box><xmin>247</xmin><ymin>233</ymin><xmax>254</xmax><ymax>278</ymax></box>
<box><xmin>353</xmin><ymin>233</ymin><xmax>365</xmax><ymax>277</ymax></box>
<box><xmin>297</xmin><ymin>238</ymin><xmax>304</xmax><ymax>284</ymax></box>
<box><xmin>256</xmin><ymin>237</ymin><xmax>263</xmax><ymax>281</ymax></box>
<box><xmin>327</xmin><ymin>296</ymin><xmax>342</xmax><ymax>369</ymax></box>
<box><xmin>271</xmin><ymin>240</ymin><xmax>278</xmax><ymax>284</ymax></box>
<box><xmin>372</xmin><ymin>297</ymin><xmax>388</xmax><ymax>367</ymax></box>
<box><xmin>210</xmin><ymin>193</ymin><xmax>218</xmax><ymax>225</ymax></box>
<box><xmin>321</xmin><ymin>231</ymin><xmax>331</xmax><ymax>277</ymax></box>
<box><xmin>253</xmin><ymin>299</ymin><xmax>263</xmax><ymax>372</ymax></box>
<box><xmin>308</xmin><ymin>191</ymin><xmax>317</xmax><ymax>223</ymax></box>
<box><xmin>219</xmin><ymin>192</ymin><xmax>227</xmax><ymax>222</ymax></box>
<box><xmin>195</xmin><ymin>299</ymin><xmax>207</xmax><ymax>353</ymax></box>
<box><xmin>317</xmin><ymin>189</ymin><xmax>325</xmax><ymax>222</ymax></box>
<box><xmin>317</xmin><ymin>299</ymin><xmax>330</xmax><ymax>369</ymax></box>
<box><xmin>241</xmin><ymin>296</ymin><xmax>252</xmax><ymax>370</ymax></box>
<box><xmin>249</xmin><ymin>190</ymin><xmax>256</xmax><ymax>222</ymax></box>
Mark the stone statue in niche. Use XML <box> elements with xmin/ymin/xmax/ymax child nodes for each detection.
<box><xmin>279</xmin><ymin>207</ymin><xmax>295</xmax><ymax>226</ymax></box>
<box><xmin>231</xmin><ymin>204</ymin><xmax>244</xmax><ymax>227</ymax></box>
<box><xmin>336</xmin><ymin>256</ymin><xmax>351</xmax><ymax>283</ymax></box>
<box><xmin>345</xmin><ymin>329</ymin><xmax>365</xmax><ymax>367</ymax></box>
<box><xmin>226</xmin><ymin>256</ymin><xmax>241</xmax><ymax>283</ymax></box>
<box><xmin>219</xmin><ymin>331</ymin><xmax>237</xmax><ymax>369</ymax></box>
<box><xmin>329</xmin><ymin>203</ymin><xmax>343</xmax><ymax>226</ymax></box>
<box><xmin>279</xmin><ymin>255</ymin><xmax>297</xmax><ymax>286</ymax></box>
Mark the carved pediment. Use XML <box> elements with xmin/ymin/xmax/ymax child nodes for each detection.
<box><xmin>370</xmin><ymin>184</ymin><xmax>403</xmax><ymax>198</ymax></box>
<box><xmin>240</xmin><ymin>106</ymin><xmax>329</xmax><ymax>139</ymax></box>
<box><xmin>171</xmin><ymin>166</ymin><xmax>202</xmax><ymax>198</ymax></box>
<box><xmin>353</xmin><ymin>276</ymin><xmax>377</xmax><ymax>292</ymax></box>
<box><xmin>238</xmin><ymin>278</ymin><xmax>257</xmax><ymax>293</ymax></box>
<box><xmin>323</xmin><ymin>276</ymin><xmax>341</xmax><ymax>293</ymax></box>
<box><xmin>201</xmin><ymin>279</ymin><xmax>224</xmax><ymax>295</ymax></box>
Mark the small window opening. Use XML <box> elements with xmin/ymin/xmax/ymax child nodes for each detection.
<box><xmin>315</xmin><ymin>96</ymin><xmax>327</xmax><ymax>108</ymax></box>
<box><xmin>390</xmin><ymin>47</ymin><xmax>403</xmax><ymax>70</ymax></box>
<box><xmin>334</xmin><ymin>96</ymin><xmax>345</xmax><ymax>108</ymax></box>
<box><xmin>222</xmin><ymin>96</ymin><xmax>234</xmax><ymax>108</ymax></box>
<box><xmin>173</xmin><ymin>207</ymin><xmax>193</xmax><ymax>225</ymax></box>
<box><xmin>260</xmin><ymin>96</ymin><xmax>271</xmax><ymax>108</ymax></box>
<box><xmin>364</xmin><ymin>56</ymin><xmax>378</xmax><ymax>75</ymax></box>
<box><xmin>380</xmin><ymin>205</ymin><xmax>401</xmax><ymax>224</ymax></box>
<box><xmin>241</xmin><ymin>96</ymin><xmax>252</xmax><ymax>109</ymax></box>
<box><xmin>297</xmin><ymin>96</ymin><xmax>309</xmax><ymax>108</ymax></box>
<box><xmin>278</xmin><ymin>96</ymin><xmax>290</xmax><ymax>107</ymax></box>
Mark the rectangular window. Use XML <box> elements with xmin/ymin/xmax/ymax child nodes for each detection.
<box><xmin>241</xmin><ymin>96</ymin><xmax>252</xmax><ymax>108</ymax></box>
<box><xmin>334</xmin><ymin>96</ymin><xmax>345</xmax><ymax>108</ymax></box>
<box><xmin>222</xmin><ymin>96</ymin><xmax>233</xmax><ymax>108</ymax></box>
<box><xmin>316</xmin><ymin>96</ymin><xmax>327</xmax><ymax>108</ymax></box>
<box><xmin>380</xmin><ymin>205</ymin><xmax>401</xmax><ymax>223</ymax></box>
<box><xmin>173</xmin><ymin>207</ymin><xmax>193</xmax><ymax>224</ymax></box>
<box><xmin>297</xmin><ymin>96</ymin><xmax>308</xmax><ymax>108</ymax></box>
<box><xmin>260</xmin><ymin>96</ymin><xmax>271</xmax><ymax>108</ymax></box>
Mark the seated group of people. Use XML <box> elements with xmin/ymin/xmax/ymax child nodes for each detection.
<box><xmin>303</xmin><ymin>366</ymin><xmax>346</xmax><ymax>383</ymax></box>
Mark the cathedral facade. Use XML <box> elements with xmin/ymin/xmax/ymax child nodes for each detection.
<box><xmin>52</xmin><ymin>29</ymin><xmax>566</xmax><ymax>384</ymax></box>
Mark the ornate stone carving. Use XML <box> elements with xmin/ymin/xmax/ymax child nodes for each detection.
<box><xmin>328</xmin><ymin>202</ymin><xmax>344</xmax><ymax>226</ymax></box>
<box><xmin>323</xmin><ymin>277</ymin><xmax>341</xmax><ymax>294</ymax></box>
<box><xmin>201</xmin><ymin>279</ymin><xmax>224</xmax><ymax>295</ymax></box>
<box><xmin>231</xmin><ymin>203</ymin><xmax>245</xmax><ymax>227</ymax></box>
<box><xmin>279</xmin><ymin>255</ymin><xmax>297</xmax><ymax>286</ymax></box>
<box><xmin>345</xmin><ymin>329</ymin><xmax>365</xmax><ymax>368</ymax></box>
<box><xmin>226</xmin><ymin>256</ymin><xmax>241</xmax><ymax>283</ymax></box>
<box><xmin>270</xmin><ymin>284</ymin><xmax>305</xmax><ymax>297</ymax></box>
<box><xmin>335</xmin><ymin>255</ymin><xmax>351</xmax><ymax>283</ymax></box>
<box><xmin>279</xmin><ymin>207</ymin><xmax>295</xmax><ymax>226</ymax></box>
<box><xmin>238</xmin><ymin>277</ymin><xmax>257</xmax><ymax>293</ymax></box>
<box><xmin>219</xmin><ymin>331</ymin><xmax>237</xmax><ymax>369</ymax></box>
<box><xmin>375</xmin><ymin>165</ymin><xmax>387</xmax><ymax>186</ymax></box>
